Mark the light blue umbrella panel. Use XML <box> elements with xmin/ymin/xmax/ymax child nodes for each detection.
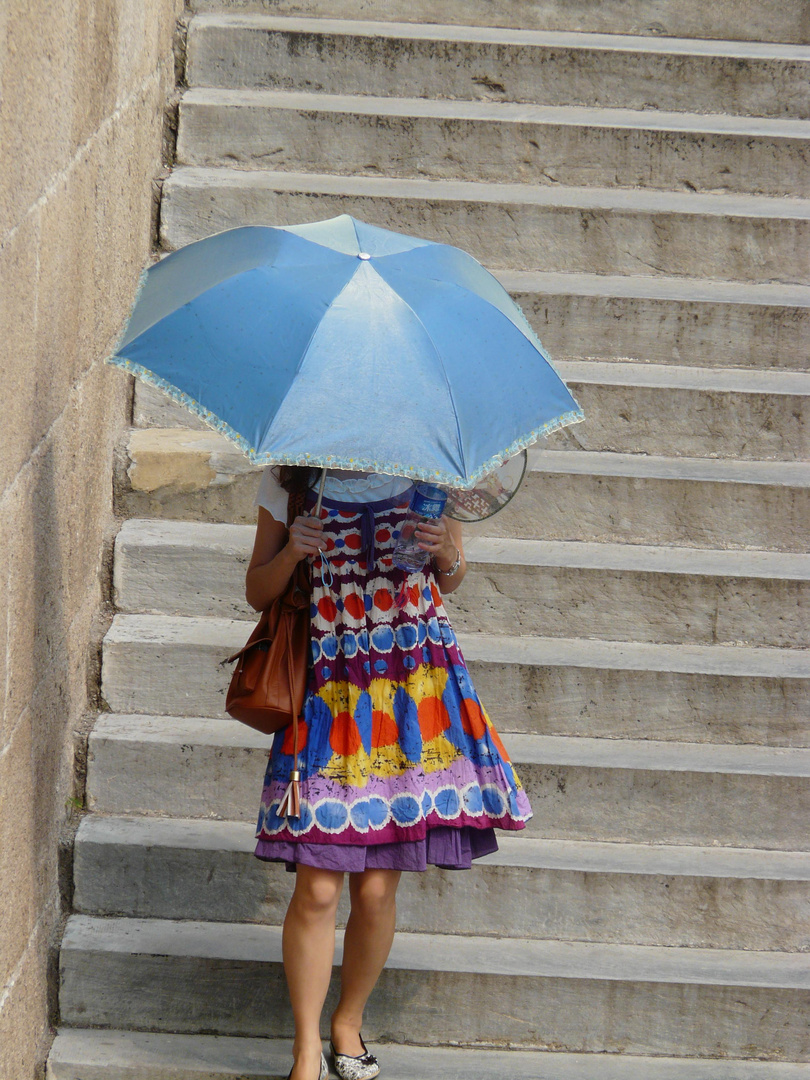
<box><xmin>109</xmin><ymin>215</ymin><xmax>583</xmax><ymax>488</ymax></box>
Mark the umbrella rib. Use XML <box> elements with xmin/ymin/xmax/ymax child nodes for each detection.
<box><xmin>368</xmin><ymin>265</ymin><xmax>584</xmax><ymax>483</ymax></box>
<box><xmin>433</xmin><ymin>273</ymin><xmax>573</xmax><ymax>390</ymax></box>
<box><xmin>119</xmin><ymin>230</ymin><xmax>301</xmax><ymax>348</ymax></box>
<box><xmin>381</xmin><ymin>265</ymin><xmax>582</xmax><ymax>411</ymax></box>
<box><xmin>379</xmin><ymin>275</ymin><xmax>467</xmax><ymax>480</ymax></box>
<box><xmin>254</xmin><ymin>296</ymin><xmax>339</xmax><ymax>454</ymax></box>
<box><xmin>433</xmin><ymin>277</ymin><xmax>586</xmax><ymax>463</ymax></box>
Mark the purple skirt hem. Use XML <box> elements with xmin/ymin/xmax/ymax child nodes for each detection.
<box><xmin>254</xmin><ymin>824</ymin><xmax>499</xmax><ymax>872</ymax></box>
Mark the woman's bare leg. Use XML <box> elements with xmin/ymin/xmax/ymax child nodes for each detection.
<box><xmin>330</xmin><ymin>868</ymin><xmax>401</xmax><ymax>1056</ymax></box>
<box><xmin>283</xmin><ymin>864</ymin><xmax>344</xmax><ymax>1079</ymax></box>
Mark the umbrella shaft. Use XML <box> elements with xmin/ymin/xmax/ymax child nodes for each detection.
<box><xmin>314</xmin><ymin>467</ymin><xmax>328</xmax><ymax>516</ymax></box>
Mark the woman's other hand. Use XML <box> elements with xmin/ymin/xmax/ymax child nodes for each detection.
<box><xmin>415</xmin><ymin>515</ymin><xmax>466</xmax><ymax>592</ymax></box>
<box><xmin>414</xmin><ymin>515</ymin><xmax>455</xmax><ymax>563</ymax></box>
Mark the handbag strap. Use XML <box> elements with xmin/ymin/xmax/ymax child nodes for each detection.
<box><xmin>286</xmin><ymin>486</ymin><xmax>307</xmax><ymax>528</ymax></box>
<box><xmin>281</xmin><ymin>482</ymin><xmax>310</xmax><ymax>818</ymax></box>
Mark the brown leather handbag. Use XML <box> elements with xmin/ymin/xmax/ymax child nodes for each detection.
<box><xmin>223</xmin><ymin>490</ymin><xmax>311</xmax><ymax>814</ymax></box>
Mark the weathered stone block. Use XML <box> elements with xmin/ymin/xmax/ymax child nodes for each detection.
<box><xmin>90</xmin><ymin>81</ymin><xmax>170</xmax><ymax>349</ymax></box>
<box><xmin>0</xmin><ymin>713</ymin><xmax>37</xmax><ymax>985</ymax></box>
<box><xmin>117</xmin><ymin>427</ymin><xmax>259</xmax><ymax>522</ymax></box>
<box><xmin>0</xmin><ymin>913</ymin><xmax>53</xmax><ymax>1080</ymax></box>
<box><xmin>481</xmin><ymin>458</ymin><xmax>810</xmax><ymax>553</ymax></box>
<box><xmin>0</xmin><ymin>0</ymin><xmax>182</xmax><ymax>237</ymax></box>
<box><xmin>0</xmin><ymin>1</ymin><xmax>185</xmax><ymax>1076</ymax></box>
<box><xmin>0</xmin><ymin>212</ymin><xmax>43</xmax><ymax>497</ymax></box>
<box><xmin>549</xmin><ymin>378</ymin><xmax>808</xmax><ymax>461</ymax></box>
<box><xmin>0</xmin><ymin>2</ymin><xmax>74</xmax><ymax>235</ymax></box>
<box><xmin>2</xmin><ymin>367</ymin><xmax>124</xmax><ymax>731</ymax></box>
<box><xmin>85</xmin><ymin>715</ymin><xmax>810</xmax><ymax>850</ymax></box>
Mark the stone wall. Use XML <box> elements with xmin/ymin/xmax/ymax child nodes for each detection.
<box><xmin>0</xmin><ymin>1</ymin><xmax>182</xmax><ymax>1075</ymax></box>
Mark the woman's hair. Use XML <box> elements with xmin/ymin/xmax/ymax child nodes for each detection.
<box><xmin>274</xmin><ymin>465</ymin><xmax>318</xmax><ymax>496</ymax></box>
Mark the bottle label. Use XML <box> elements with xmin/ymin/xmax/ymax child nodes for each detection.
<box><xmin>410</xmin><ymin>483</ymin><xmax>447</xmax><ymax>520</ymax></box>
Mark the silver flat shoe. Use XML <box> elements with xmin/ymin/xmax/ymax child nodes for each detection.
<box><xmin>330</xmin><ymin>1036</ymin><xmax>380</xmax><ymax>1080</ymax></box>
<box><xmin>287</xmin><ymin>1051</ymin><xmax>328</xmax><ymax>1080</ymax></box>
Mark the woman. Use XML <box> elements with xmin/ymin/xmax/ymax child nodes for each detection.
<box><xmin>246</xmin><ymin>465</ymin><xmax>532</xmax><ymax>1080</ymax></box>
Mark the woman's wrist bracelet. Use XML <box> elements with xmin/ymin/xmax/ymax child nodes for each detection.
<box><xmin>437</xmin><ymin>546</ymin><xmax>462</xmax><ymax>577</ymax></box>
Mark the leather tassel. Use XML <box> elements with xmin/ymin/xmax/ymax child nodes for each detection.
<box><xmin>278</xmin><ymin>769</ymin><xmax>301</xmax><ymax>819</ymax></box>
<box><xmin>279</xmin><ymin>709</ymin><xmax>302</xmax><ymax>820</ymax></box>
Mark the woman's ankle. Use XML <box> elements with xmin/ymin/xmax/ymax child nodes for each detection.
<box><xmin>293</xmin><ymin>1035</ymin><xmax>324</xmax><ymax>1060</ymax></box>
<box><xmin>330</xmin><ymin>1012</ymin><xmax>365</xmax><ymax>1055</ymax></box>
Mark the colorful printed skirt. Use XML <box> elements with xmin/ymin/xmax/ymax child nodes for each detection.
<box><xmin>254</xmin><ymin>487</ymin><xmax>532</xmax><ymax>872</ymax></box>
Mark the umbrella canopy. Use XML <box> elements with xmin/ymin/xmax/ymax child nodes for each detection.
<box><xmin>109</xmin><ymin>215</ymin><xmax>583</xmax><ymax>488</ymax></box>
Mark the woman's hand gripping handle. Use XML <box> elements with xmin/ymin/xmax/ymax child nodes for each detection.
<box><xmin>287</xmin><ymin>514</ymin><xmax>326</xmax><ymax>561</ymax></box>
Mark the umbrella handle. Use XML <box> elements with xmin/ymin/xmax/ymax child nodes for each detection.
<box><xmin>313</xmin><ymin>467</ymin><xmax>327</xmax><ymax>516</ymax></box>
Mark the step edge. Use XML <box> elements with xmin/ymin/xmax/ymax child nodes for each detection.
<box><xmin>494</xmin><ymin>269</ymin><xmax>810</xmax><ymax>307</ymax></box>
<box><xmin>163</xmin><ymin>164</ymin><xmax>810</xmax><ymax>218</ymax></box>
<box><xmin>555</xmin><ymin>358</ymin><xmax>810</xmax><ymax>394</ymax></box>
<box><xmin>59</xmin><ymin>913</ymin><xmax>810</xmax><ymax>988</ymax></box>
<box><xmin>187</xmin><ymin>12</ymin><xmax>810</xmax><ymax>63</ymax></box>
<box><xmin>75</xmin><ymin>813</ymin><xmax>810</xmax><ymax>880</ymax></box>
<box><xmin>102</xmin><ymin>615</ymin><xmax>810</xmax><ymax>677</ymax></box>
<box><xmin>113</xmin><ymin>524</ymin><xmax>810</xmax><ymax>581</ymax></box>
<box><xmin>179</xmin><ymin>86</ymin><xmax>810</xmax><ymax>138</ymax></box>
<box><xmin>88</xmin><ymin>713</ymin><xmax>810</xmax><ymax>776</ymax></box>
<box><xmin>47</xmin><ymin>1028</ymin><xmax>810</xmax><ymax>1079</ymax></box>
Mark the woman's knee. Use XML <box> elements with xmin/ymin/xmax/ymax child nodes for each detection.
<box><xmin>349</xmin><ymin>869</ymin><xmax>400</xmax><ymax>919</ymax></box>
<box><xmin>291</xmin><ymin>866</ymin><xmax>343</xmax><ymax>917</ymax></box>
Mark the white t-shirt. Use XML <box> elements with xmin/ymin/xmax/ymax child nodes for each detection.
<box><xmin>254</xmin><ymin>468</ymin><xmax>412</xmax><ymax>523</ymax></box>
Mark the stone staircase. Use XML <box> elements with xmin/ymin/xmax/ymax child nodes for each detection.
<box><xmin>48</xmin><ymin>2</ymin><xmax>810</xmax><ymax>1077</ymax></box>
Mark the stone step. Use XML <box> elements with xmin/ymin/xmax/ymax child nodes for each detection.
<box><xmin>129</xmin><ymin>273</ymin><xmax>810</xmax><ymax>373</ymax></box>
<box><xmin>100</xmin><ymin>615</ymin><xmax>810</xmax><ymax>746</ymax></box>
<box><xmin>46</xmin><ymin>1029</ymin><xmax>810</xmax><ymax>1080</ymax></box>
<box><xmin>117</xmin><ymin>427</ymin><xmax>257</xmax><ymax>525</ymax></box>
<box><xmin>122</xmin><ymin>403</ymin><xmax>810</xmax><ymax>549</ymax></box>
<box><xmin>177</xmin><ymin>89</ymin><xmax>810</xmax><ymax>198</ymax></box>
<box><xmin>503</xmin><ymin>273</ymin><xmax>810</xmax><ymax>372</ymax></box>
<box><xmin>448</xmin><ymin>537</ymin><xmax>808</xmax><ymax>647</ymax></box>
<box><xmin>551</xmin><ymin>361</ymin><xmax>808</xmax><ymax>460</ymax></box>
<box><xmin>160</xmin><ymin>167</ymin><xmax>810</xmax><ymax>284</ymax></box>
<box><xmin>58</xmin><ymin>914</ymin><xmax>810</xmax><ymax>1056</ymax></box>
<box><xmin>111</xmin><ymin>519</ymin><xmax>810</xmax><ymax>646</ymax></box>
<box><xmin>86</xmin><ymin>715</ymin><xmax>810</xmax><ymax>849</ymax></box>
<box><xmin>481</xmin><ymin>451</ymin><xmax>810</xmax><ymax>552</ymax></box>
<box><xmin>184</xmin><ymin>0</ymin><xmax>810</xmax><ymax>47</ymax></box>
<box><xmin>185</xmin><ymin>16</ymin><xmax>810</xmax><ymax>120</ymax></box>
<box><xmin>73</xmin><ymin>814</ymin><xmax>810</xmax><ymax>951</ymax></box>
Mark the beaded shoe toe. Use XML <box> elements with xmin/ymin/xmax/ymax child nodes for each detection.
<box><xmin>330</xmin><ymin>1036</ymin><xmax>380</xmax><ymax>1080</ymax></box>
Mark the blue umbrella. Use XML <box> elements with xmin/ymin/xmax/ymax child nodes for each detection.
<box><xmin>108</xmin><ymin>215</ymin><xmax>583</xmax><ymax>488</ymax></box>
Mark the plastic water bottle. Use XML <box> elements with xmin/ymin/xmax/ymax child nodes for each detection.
<box><xmin>392</xmin><ymin>483</ymin><xmax>448</xmax><ymax>572</ymax></box>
